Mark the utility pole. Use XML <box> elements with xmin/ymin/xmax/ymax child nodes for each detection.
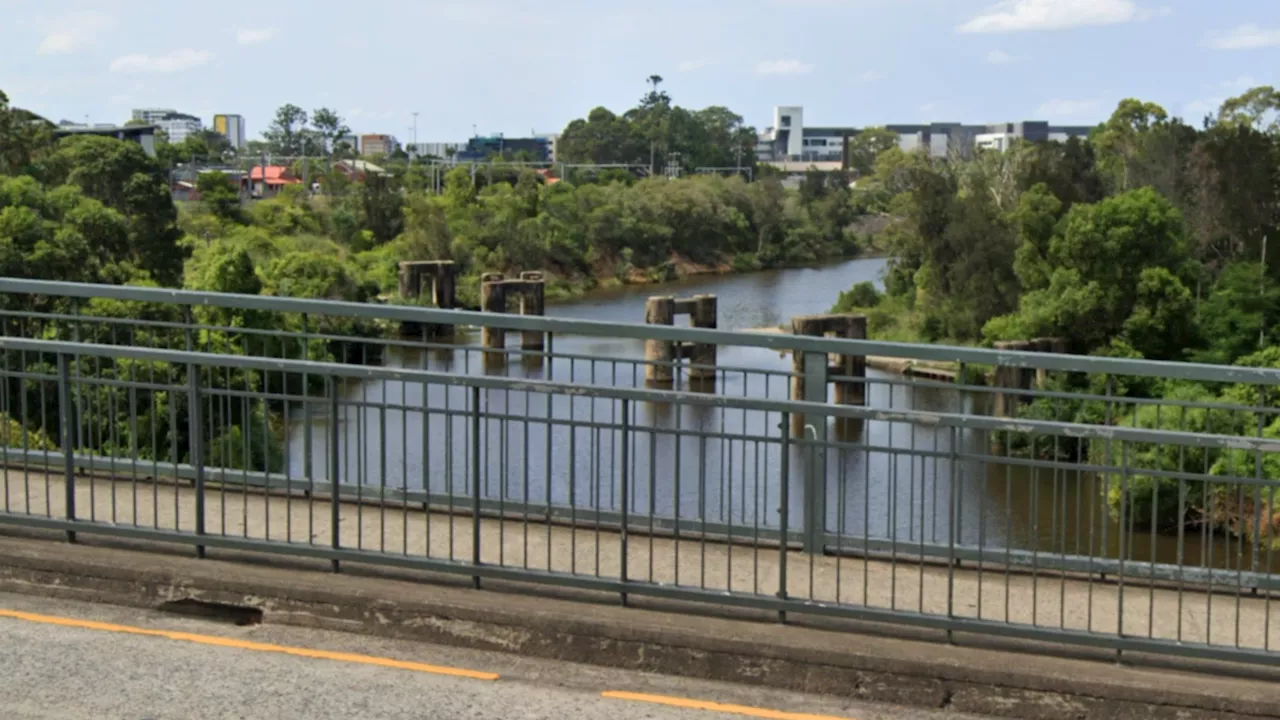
<box><xmin>1262</xmin><ymin>234</ymin><xmax>1269</xmax><ymax>350</ymax></box>
<box><xmin>412</xmin><ymin>111</ymin><xmax>419</xmax><ymax>158</ymax></box>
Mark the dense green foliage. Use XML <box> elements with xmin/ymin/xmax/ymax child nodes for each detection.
<box><xmin>557</xmin><ymin>77</ymin><xmax>757</xmax><ymax>174</ymax></box>
<box><xmin>832</xmin><ymin>88</ymin><xmax>1280</xmax><ymax>540</ymax></box>
<box><xmin>0</xmin><ymin>90</ymin><xmax>867</xmax><ymax>482</ymax></box>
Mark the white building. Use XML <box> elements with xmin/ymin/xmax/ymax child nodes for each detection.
<box><xmin>133</xmin><ymin>108</ymin><xmax>202</xmax><ymax>144</ymax></box>
<box><xmin>405</xmin><ymin>142</ymin><xmax>461</xmax><ymax>159</ymax></box>
<box><xmin>755</xmin><ymin>105</ymin><xmax>1094</xmax><ymax>166</ymax></box>
<box><xmin>131</xmin><ymin>108</ymin><xmax>174</xmax><ymax>125</ymax></box>
<box><xmin>213</xmin><ymin>114</ymin><xmax>246</xmax><ymax>149</ymax></box>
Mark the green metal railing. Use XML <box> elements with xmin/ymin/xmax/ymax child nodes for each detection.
<box><xmin>1</xmin><ymin>278</ymin><xmax>1279</xmax><ymax>668</ymax></box>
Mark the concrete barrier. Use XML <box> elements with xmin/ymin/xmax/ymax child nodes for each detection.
<box><xmin>0</xmin><ymin>534</ymin><xmax>1274</xmax><ymax>720</ymax></box>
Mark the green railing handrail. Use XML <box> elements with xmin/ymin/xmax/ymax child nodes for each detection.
<box><xmin>2</xmin><ymin>277</ymin><xmax>1280</xmax><ymax>385</ymax></box>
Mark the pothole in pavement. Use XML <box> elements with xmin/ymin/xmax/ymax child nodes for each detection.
<box><xmin>157</xmin><ymin>598</ymin><xmax>265</xmax><ymax>627</ymax></box>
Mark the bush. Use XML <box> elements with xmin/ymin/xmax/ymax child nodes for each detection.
<box><xmin>832</xmin><ymin>281</ymin><xmax>881</xmax><ymax>312</ymax></box>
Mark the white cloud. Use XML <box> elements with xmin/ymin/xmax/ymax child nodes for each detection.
<box><xmin>854</xmin><ymin>70</ymin><xmax>884</xmax><ymax>83</ymax></box>
<box><xmin>986</xmin><ymin>49</ymin><xmax>1015</xmax><ymax>64</ymax></box>
<box><xmin>38</xmin><ymin>12</ymin><xmax>113</xmax><ymax>54</ymax></box>
<box><xmin>1182</xmin><ymin>76</ymin><xmax>1267</xmax><ymax>120</ymax></box>
<box><xmin>756</xmin><ymin>59</ymin><xmax>815</xmax><ymax>76</ymax></box>
<box><xmin>1206</xmin><ymin>24</ymin><xmax>1280</xmax><ymax>50</ymax></box>
<box><xmin>918</xmin><ymin>102</ymin><xmax>939</xmax><ymax>114</ymax></box>
<box><xmin>348</xmin><ymin>108</ymin><xmax>396</xmax><ymax>120</ymax></box>
<box><xmin>1037</xmin><ymin>98</ymin><xmax>1104</xmax><ymax>117</ymax></box>
<box><xmin>958</xmin><ymin>0</ymin><xmax>1148</xmax><ymax>33</ymax></box>
<box><xmin>236</xmin><ymin>28</ymin><xmax>274</xmax><ymax>45</ymax></box>
<box><xmin>1182</xmin><ymin>98</ymin><xmax>1221</xmax><ymax>119</ymax></box>
<box><xmin>109</xmin><ymin>49</ymin><xmax>213</xmax><ymax>74</ymax></box>
<box><xmin>677</xmin><ymin>58</ymin><xmax>712</xmax><ymax>73</ymax></box>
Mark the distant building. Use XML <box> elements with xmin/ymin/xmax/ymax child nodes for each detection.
<box><xmin>333</xmin><ymin>159</ymin><xmax>389</xmax><ymax>182</ymax></box>
<box><xmin>131</xmin><ymin>108</ymin><xmax>175</xmax><ymax>125</ymax></box>
<box><xmin>456</xmin><ymin>134</ymin><xmax>552</xmax><ymax>162</ymax></box>
<box><xmin>755</xmin><ymin>105</ymin><xmax>1094</xmax><ymax>166</ymax></box>
<box><xmin>132</xmin><ymin>108</ymin><xmax>203</xmax><ymax>144</ymax></box>
<box><xmin>53</xmin><ymin>124</ymin><xmax>159</xmax><ymax>157</ymax></box>
<box><xmin>360</xmin><ymin>134</ymin><xmax>400</xmax><ymax>157</ymax></box>
<box><xmin>213</xmin><ymin>114</ymin><xmax>246</xmax><ymax>149</ymax></box>
<box><xmin>245</xmin><ymin>165</ymin><xmax>301</xmax><ymax>197</ymax></box>
<box><xmin>405</xmin><ymin>141</ymin><xmax>461</xmax><ymax>159</ymax></box>
<box><xmin>533</xmin><ymin>132</ymin><xmax>560</xmax><ymax>162</ymax></box>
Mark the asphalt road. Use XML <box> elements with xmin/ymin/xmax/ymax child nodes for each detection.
<box><xmin>0</xmin><ymin>592</ymin><xmax>988</xmax><ymax>720</ymax></box>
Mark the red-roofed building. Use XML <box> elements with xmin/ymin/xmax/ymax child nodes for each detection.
<box><xmin>244</xmin><ymin>165</ymin><xmax>301</xmax><ymax>197</ymax></box>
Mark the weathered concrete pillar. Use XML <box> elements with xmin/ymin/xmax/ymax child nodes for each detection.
<box><xmin>519</xmin><ymin>271</ymin><xmax>546</xmax><ymax>351</ymax></box>
<box><xmin>791</xmin><ymin>315</ymin><xmax>826</xmax><ymax>437</ymax></box>
<box><xmin>790</xmin><ymin>313</ymin><xmax>868</xmax><ymax>436</ymax></box>
<box><xmin>831</xmin><ymin>315</ymin><xmax>868</xmax><ymax>408</ymax></box>
<box><xmin>398</xmin><ymin>260</ymin><xmax>459</xmax><ymax>339</ymax></box>
<box><xmin>433</xmin><ymin>262</ymin><xmax>458</xmax><ymax>310</ymax></box>
<box><xmin>992</xmin><ymin>340</ymin><xmax>1035</xmax><ymax>417</ymax></box>
<box><xmin>644</xmin><ymin>296</ymin><xmax>676</xmax><ymax>386</ymax></box>
<box><xmin>480</xmin><ymin>273</ymin><xmax>507</xmax><ymax>360</ymax></box>
<box><xmin>1031</xmin><ymin>337</ymin><xmax>1067</xmax><ymax>389</ymax></box>
<box><xmin>687</xmin><ymin>294</ymin><xmax>717</xmax><ymax>383</ymax></box>
<box><xmin>398</xmin><ymin>261</ymin><xmax>424</xmax><ymax>299</ymax></box>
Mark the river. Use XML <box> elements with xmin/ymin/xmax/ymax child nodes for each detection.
<box><xmin>285</xmin><ymin>257</ymin><xmax>1250</xmax><ymax>573</ymax></box>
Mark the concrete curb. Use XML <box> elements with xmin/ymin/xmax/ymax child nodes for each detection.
<box><xmin>0</xmin><ymin>533</ymin><xmax>1275</xmax><ymax>720</ymax></box>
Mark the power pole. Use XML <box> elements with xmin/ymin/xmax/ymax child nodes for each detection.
<box><xmin>412</xmin><ymin>112</ymin><xmax>419</xmax><ymax>158</ymax></box>
<box><xmin>1262</xmin><ymin>234</ymin><xmax>1269</xmax><ymax>350</ymax></box>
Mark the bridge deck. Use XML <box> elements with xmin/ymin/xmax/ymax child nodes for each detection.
<box><xmin>2</xmin><ymin>468</ymin><xmax>1277</xmax><ymax>653</ymax></box>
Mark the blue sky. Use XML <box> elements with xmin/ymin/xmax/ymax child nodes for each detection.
<box><xmin>2</xmin><ymin>0</ymin><xmax>1278</xmax><ymax>142</ymax></box>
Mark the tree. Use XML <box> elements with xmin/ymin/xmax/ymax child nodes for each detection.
<box><xmin>988</xmin><ymin>187</ymin><xmax>1191</xmax><ymax>353</ymax></box>
<box><xmin>263</xmin><ymin>104</ymin><xmax>309</xmax><ymax>156</ymax></box>
<box><xmin>0</xmin><ymin>90</ymin><xmax>53</xmax><ymax>176</ymax></box>
<box><xmin>310</xmin><ymin>107</ymin><xmax>349</xmax><ymax>156</ymax></box>
<box><xmin>0</xmin><ymin>175</ymin><xmax>128</xmax><ymax>283</ymax></box>
<box><xmin>1218</xmin><ymin>86</ymin><xmax>1280</xmax><ymax>133</ymax></box>
<box><xmin>847</xmin><ymin>127</ymin><xmax>899</xmax><ymax>177</ymax></box>
<box><xmin>196</xmin><ymin>171</ymin><xmax>244</xmax><ymax>223</ymax></box>
<box><xmin>556</xmin><ymin>107</ymin><xmax>647</xmax><ymax>165</ymax></box>
<box><xmin>45</xmin><ymin>135</ymin><xmax>186</xmax><ymax>284</ymax></box>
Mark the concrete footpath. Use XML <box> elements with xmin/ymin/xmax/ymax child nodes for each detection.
<box><xmin>3</xmin><ymin>470</ymin><xmax>1280</xmax><ymax>718</ymax></box>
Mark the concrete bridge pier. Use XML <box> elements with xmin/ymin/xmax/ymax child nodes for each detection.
<box><xmin>397</xmin><ymin>260</ymin><xmax>458</xmax><ymax>339</ymax></box>
<box><xmin>643</xmin><ymin>294</ymin><xmax>718</xmax><ymax>390</ymax></box>
<box><xmin>790</xmin><ymin>314</ymin><xmax>867</xmax><ymax>438</ymax></box>
<box><xmin>480</xmin><ymin>273</ymin><xmax>508</xmax><ymax>369</ymax></box>
<box><xmin>480</xmin><ymin>272</ymin><xmax>548</xmax><ymax>371</ymax></box>
<box><xmin>992</xmin><ymin>337</ymin><xmax>1067</xmax><ymax>417</ymax></box>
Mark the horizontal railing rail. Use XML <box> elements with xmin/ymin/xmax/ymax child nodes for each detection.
<box><xmin>0</xmin><ymin>336</ymin><xmax>1273</xmax><ymax>452</ymax></box>
<box><xmin>2</xmin><ymin>282</ymin><xmax>1280</xmax><ymax>670</ymax></box>
<box><xmin>4</xmin><ymin>277</ymin><xmax>1280</xmax><ymax>384</ymax></box>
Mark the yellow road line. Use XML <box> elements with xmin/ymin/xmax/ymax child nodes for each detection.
<box><xmin>0</xmin><ymin>608</ymin><xmax>499</xmax><ymax>681</ymax></box>
<box><xmin>601</xmin><ymin>691</ymin><xmax>856</xmax><ymax>720</ymax></box>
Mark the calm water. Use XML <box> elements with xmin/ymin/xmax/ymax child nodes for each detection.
<box><xmin>286</xmin><ymin>257</ymin><xmax>1248</xmax><ymax>570</ymax></box>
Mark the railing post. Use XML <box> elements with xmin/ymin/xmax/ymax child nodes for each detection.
<box><xmin>329</xmin><ymin>378</ymin><xmax>341</xmax><ymax>573</ymax></box>
<box><xmin>619</xmin><ymin>398</ymin><xmax>630</xmax><ymax>607</ymax></box>
<box><xmin>801</xmin><ymin>350</ymin><xmax>828</xmax><ymax>555</ymax></box>
<box><xmin>471</xmin><ymin>385</ymin><xmax>483</xmax><ymax>589</ymax></box>
<box><xmin>187</xmin><ymin>366</ymin><xmax>206</xmax><ymax>558</ymax></box>
<box><xmin>56</xmin><ymin>353</ymin><xmax>76</xmax><ymax>543</ymax></box>
<box><xmin>778</xmin><ymin>411</ymin><xmax>791</xmax><ymax>624</ymax></box>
